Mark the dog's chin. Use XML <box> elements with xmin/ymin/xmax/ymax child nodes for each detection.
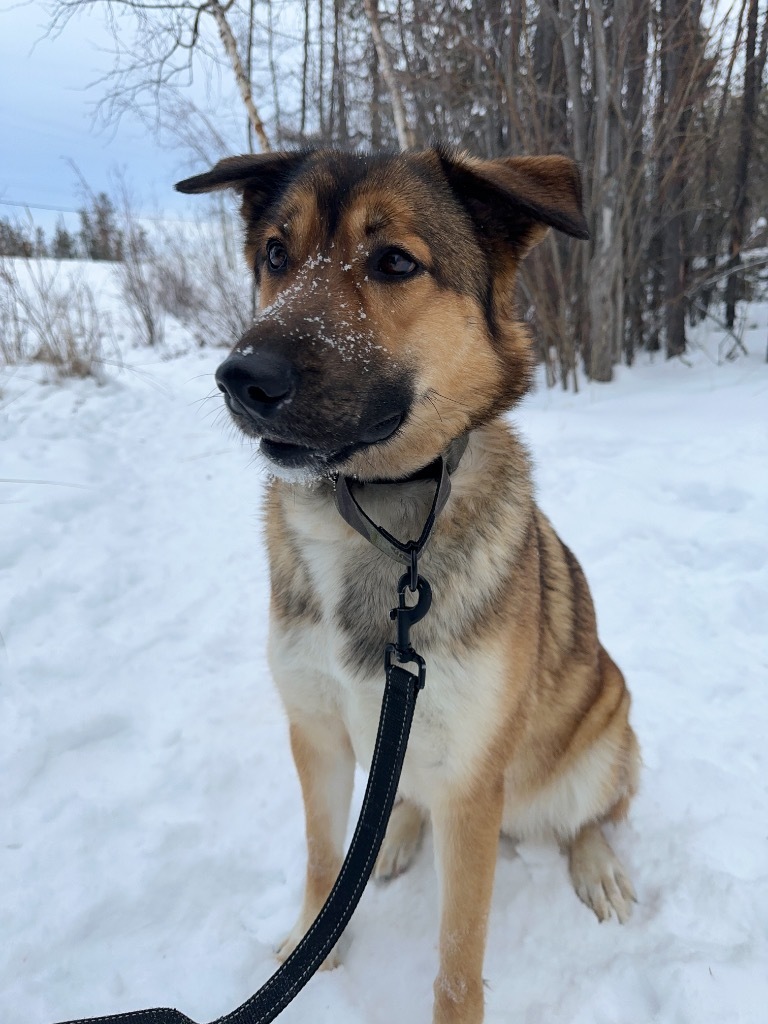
<box><xmin>257</xmin><ymin>437</ymin><xmax>332</xmax><ymax>483</ymax></box>
<box><xmin>257</xmin><ymin>434</ymin><xmax>394</xmax><ymax>484</ymax></box>
<box><xmin>252</xmin><ymin>410</ymin><xmax>411</xmax><ymax>482</ymax></box>
<box><xmin>259</xmin><ymin>430</ymin><xmax>458</xmax><ymax>485</ymax></box>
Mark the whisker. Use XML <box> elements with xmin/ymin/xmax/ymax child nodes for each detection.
<box><xmin>185</xmin><ymin>373</ymin><xmax>218</xmax><ymax>383</ymax></box>
<box><xmin>190</xmin><ymin>390</ymin><xmax>221</xmax><ymax>408</ymax></box>
<box><xmin>428</xmin><ymin>388</ymin><xmax>472</xmax><ymax>412</ymax></box>
<box><xmin>425</xmin><ymin>394</ymin><xmax>443</xmax><ymax>423</ymax></box>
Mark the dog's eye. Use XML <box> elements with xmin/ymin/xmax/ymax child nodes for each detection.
<box><xmin>266</xmin><ymin>239</ymin><xmax>288</xmax><ymax>272</ymax></box>
<box><xmin>376</xmin><ymin>248</ymin><xmax>418</xmax><ymax>278</ymax></box>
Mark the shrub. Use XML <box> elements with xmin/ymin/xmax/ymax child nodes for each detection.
<box><xmin>0</xmin><ymin>257</ymin><xmax>112</xmax><ymax>380</ymax></box>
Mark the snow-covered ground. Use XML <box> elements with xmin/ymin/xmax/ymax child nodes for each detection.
<box><xmin>2</xmin><ymin>313</ymin><xmax>767</xmax><ymax>1024</ymax></box>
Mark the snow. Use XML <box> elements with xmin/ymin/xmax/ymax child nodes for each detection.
<box><xmin>2</xmin><ymin>309</ymin><xmax>767</xmax><ymax>1024</ymax></box>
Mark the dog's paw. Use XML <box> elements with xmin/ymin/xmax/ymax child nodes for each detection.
<box><xmin>374</xmin><ymin>798</ymin><xmax>426</xmax><ymax>882</ymax></box>
<box><xmin>567</xmin><ymin>825</ymin><xmax>636</xmax><ymax>924</ymax></box>
<box><xmin>275</xmin><ymin>922</ymin><xmax>342</xmax><ymax>970</ymax></box>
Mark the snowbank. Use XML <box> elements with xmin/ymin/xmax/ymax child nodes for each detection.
<box><xmin>1</xmin><ymin>322</ymin><xmax>767</xmax><ymax>1023</ymax></box>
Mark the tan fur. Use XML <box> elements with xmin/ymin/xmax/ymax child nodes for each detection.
<box><xmin>374</xmin><ymin>797</ymin><xmax>425</xmax><ymax>880</ymax></box>
<box><xmin>179</xmin><ymin>148</ymin><xmax>640</xmax><ymax>1022</ymax></box>
<box><xmin>275</xmin><ymin>714</ymin><xmax>354</xmax><ymax>969</ymax></box>
<box><xmin>265</xmin><ymin>423</ymin><xmax>639</xmax><ymax>1023</ymax></box>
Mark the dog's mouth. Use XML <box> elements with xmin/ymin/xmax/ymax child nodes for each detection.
<box><xmin>259</xmin><ymin>410</ymin><xmax>406</xmax><ymax>471</ymax></box>
<box><xmin>216</xmin><ymin>351</ymin><xmax>413</xmax><ymax>473</ymax></box>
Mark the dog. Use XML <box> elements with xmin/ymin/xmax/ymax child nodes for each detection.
<box><xmin>176</xmin><ymin>147</ymin><xmax>640</xmax><ymax>1024</ymax></box>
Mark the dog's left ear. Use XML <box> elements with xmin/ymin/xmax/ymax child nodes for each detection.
<box><xmin>175</xmin><ymin>151</ymin><xmax>308</xmax><ymax>224</ymax></box>
<box><xmin>439</xmin><ymin>150</ymin><xmax>590</xmax><ymax>253</ymax></box>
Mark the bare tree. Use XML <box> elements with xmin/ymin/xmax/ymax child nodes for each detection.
<box><xmin>623</xmin><ymin>0</ymin><xmax>650</xmax><ymax>362</ymax></box>
<box><xmin>115</xmin><ymin>180</ymin><xmax>165</xmax><ymax>347</ymax></box>
<box><xmin>43</xmin><ymin>0</ymin><xmax>760</xmax><ymax>387</ymax></box>
<box><xmin>300</xmin><ymin>0</ymin><xmax>311</xmax><ymax>138</ymax></box>
<box><xmin>48</xmin><ymin>0</ymin><xmax>272</xmax><ymax>151</ymax></box>
<box><xmin>362</xmin><ymin>0</ymin><xmax>414</xmax><ymax>149</ymax></box>
<box><xmin>725</xmin><ymin>0</ymin><xmax>761</xmax><ymax>328</ymax></box>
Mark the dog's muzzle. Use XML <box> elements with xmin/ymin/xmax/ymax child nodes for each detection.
<box><xmin>215</xmin><ymin>351</ymin><xmax>409</xmax><ymax>469</ymax></box>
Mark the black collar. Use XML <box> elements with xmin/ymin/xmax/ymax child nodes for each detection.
<box><xmin>350</xmin><ymin>432</ymin><xmax>469</xmax><ymax>487</ymax></box>
<box><xmin>333</xmin><ymin>433</ymin><xmax>470</xmax><ymax>566</ymax></box>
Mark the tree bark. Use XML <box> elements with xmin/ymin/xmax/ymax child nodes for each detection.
<box><xmin>300</xmin><ymin>0</ymin><xmax>310</xmax><ymax>138</ymax></box>
<box><xmin>623</xmin><ymin>0</ymin><xmax>649</xmax><ymax>361</ymax></box>
<box><xmin>725</xmin><ymin>0</ymin><xmax>760</xmax><ymax>329</ymax></box>
<box><xmin>363</xmin><ymin>0</ymin><xmax>415</xmax><ymax>150</ymax></box>
<box><xmin>556</xmin><ymin>0</ymin><xmax>587</xmax><ymax>166</ymax></box>
<box><xmin>209</xmin><ymin>0</ymin><xmax>271</xmax><ymax>152</ymax></box>
<box><xmin>245</xmin><ymin>0</ymin><xmax>255</xmax><ymax>152</ymax></box>
<box><xmin>267</xmin><ymin>0</ymin><xmax>281</xmax><ymax>144</ymax></box>
<box><xmin>756</xmin><ymin>0</ymin><xmax>768</xmax><ymax>85</ymax></box>
<box><xmin>331</xmin><ymin>0</ymin><xmax>348</xmax><ymax>144</ymax></box>
<box><xmin>370</xmin><ymin>26</ymin><xmax>383</xmax><ymax>148</ymax></box>
<box><xmin>661</xmin><ymin>0</ymin><xmax>695</xmax><ymax>359</ymax></box>
<box><xmin>587</xmin><ymin>0</ymin><xmax>620</xmax><ymax>381</ymax></box>
<box><xmin>318</xmin><ymin>0</ymin><xmax>327</xmax><ymax>140</ymax></box>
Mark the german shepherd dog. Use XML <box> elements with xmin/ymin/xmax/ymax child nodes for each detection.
<box><xmin>176</xmin><ymin>148</ymin><xmax>640</xmax><ymax>1024</ymax></box>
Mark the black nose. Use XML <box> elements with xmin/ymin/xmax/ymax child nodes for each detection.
<box><xmin>215</xmin><ymin>352</ymin><xmax>297</xmax><ymax>421</ymax></box>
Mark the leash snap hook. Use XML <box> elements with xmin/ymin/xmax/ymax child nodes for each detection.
<box><xmin>388</xmin><ymin>572</ymin><xmax>432</xmax><ymax>668</ymax></box>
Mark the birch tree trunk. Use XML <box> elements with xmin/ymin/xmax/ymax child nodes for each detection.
<box><xmin>209</xmin><ymin>0</ymin><xmax>271</xmax><ymax>152</ymax></box>
<box><xmin>583</xmin><ymin>0</ymin><xmax>624</xmax><ymax>382</ymax></box>
<box><xmin>363</xmin><ymin>0</ymin><xmax>415</xmax><ymax>150</ymax></box>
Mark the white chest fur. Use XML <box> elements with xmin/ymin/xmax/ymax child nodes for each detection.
<box><xmin>268</xmin><ymin>503</ymin><xmax>508</xmax><ymax>808</ymax></box>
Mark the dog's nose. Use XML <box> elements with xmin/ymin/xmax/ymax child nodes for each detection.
<box><xmin>215</xmin><ymin>352</ymin><xmax>297</xmax><ymax>421</ymax></box>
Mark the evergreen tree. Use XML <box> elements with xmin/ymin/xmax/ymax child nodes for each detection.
<box><xmin>52</xmin><ymin>218</ymin><xmax>77</xmax><ymax>259</ymax></box>
<box><xmin>34</xmin><ymin>226</ymin><xmax>48</xmax><ymax>258</ymax></box>
<box><xmin>79</xmin><ymin>192</ymin><xmax>122</xmax><ymax>261</ymax></box>
<box><xmin>0</xmin><ymin>218</ymin><xmax>34</xmax><ymax>257</ymax></box>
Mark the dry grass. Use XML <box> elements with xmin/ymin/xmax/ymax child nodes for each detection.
<box><xmin>0</xmin><ymin>199</ymin><xmax>253</xmax><ymax>382</ymax></box>
<box><xmin>153</xmin><ymin>206</ymin><xmax>254</xmax><ymax>348</ymax></box>
<box><xmin>0</xmin><ymin>256</ymin><xmax>113</xmax><ymax>380</ymax></box>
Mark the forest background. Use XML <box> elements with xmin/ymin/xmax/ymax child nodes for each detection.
<box><xmin>2</xmin><ymin>0</ymin><xmax>768</xmax><ymax>388</ymax></box>
<box><xmin>3</xmin><ymin>8</ymin><xmax>768</xmax><ymax>1019</ymax></box>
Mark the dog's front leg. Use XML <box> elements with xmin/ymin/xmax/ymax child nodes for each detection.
<box><xmin>276</xmin><ymin>712</ymin><xmax>355</xmax><ymax>968</ymax></box>
<box><xmin>431</xmin><ymin>778</ymin><xmax>504</xmax><ymax>1024</ymax></box>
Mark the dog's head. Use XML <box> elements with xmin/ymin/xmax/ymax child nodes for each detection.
<box><xmin>176</xmin><ymin>147</ymin><xmax>588</xmax><ymax>481</ymax></box>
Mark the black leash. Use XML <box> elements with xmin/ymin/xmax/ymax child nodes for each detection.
<box><xmin>57</xmin><ymin>655</ymin><xmax>423</xmax><ymax>1024</ymax></box>
<box><xmin>53</xmin><ymin>437</ymin><xmax>468</xmax><ymax>1024</ymax></box>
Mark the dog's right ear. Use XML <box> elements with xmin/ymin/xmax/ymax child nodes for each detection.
<box><xmin>436</xmin><ymin>147</ymin><xmax>589</xmax><ymax>255</ymax></box>
<box><xmin>175</xmin><ymin>151</ymin><xmax>308</xmax><ymax>223</ymax></box>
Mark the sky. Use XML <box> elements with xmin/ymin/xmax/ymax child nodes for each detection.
<box><xmin>0</xmin><ymin>0</ymin><xmax>258</xmax><ymax>233</ymax></box>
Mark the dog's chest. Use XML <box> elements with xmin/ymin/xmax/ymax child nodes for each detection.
<box><xmin>269</xmin><ymin>502</ymin><xmax>507</xmax><ymax>801</ymax></box>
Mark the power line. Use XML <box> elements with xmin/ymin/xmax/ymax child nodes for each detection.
<box><xmin>0</xmin><ymin>198</ymin><xmax>199</xmax><ymax>226</ymax></box>
<box><xmin>0</xmin><ymin>199</ymin><xmax>81</xmax><ymax>214</ymax></box>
